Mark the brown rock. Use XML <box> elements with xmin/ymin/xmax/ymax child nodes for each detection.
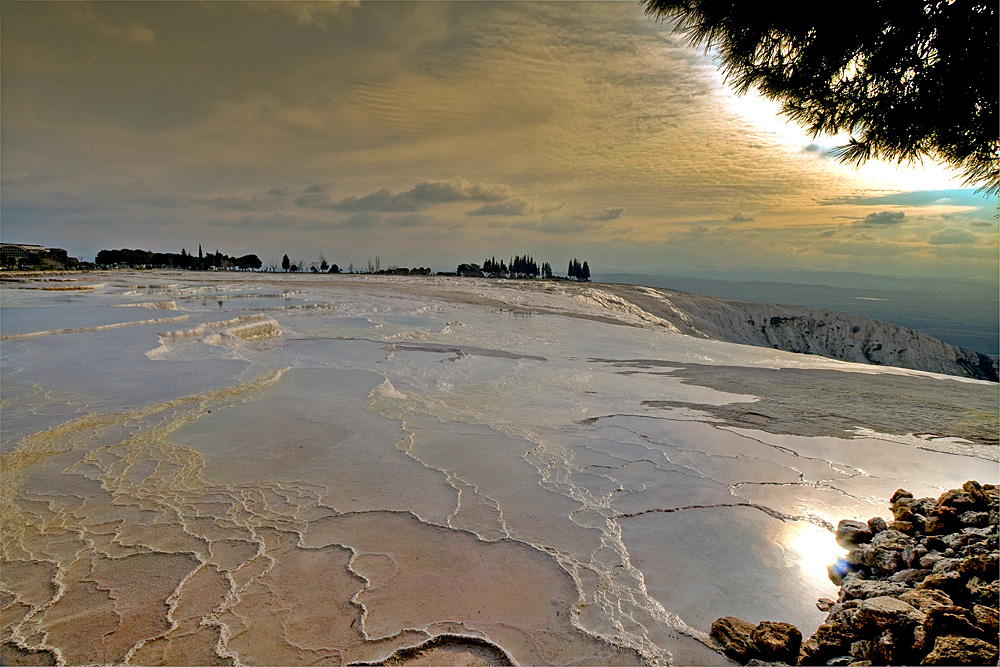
<box><xmin>921</xmin><ymin>535</ymin><xmax>947</xmax><ymax>552</ymax></box>
<box><xmin>867</xmin><ymin>546</ymin><xmax>905</xmax><ymax>574</ymax></box>
<box><xmin>899</xmin><ymin>589</ymin><xmax>954</xmax><ymax>612</ymax></box>
<box><xmin>890</xmin><ymin>489</ymin><xmax>913</xmax><ymax>504</ymax></box>
<box><xmin>892</xmin><ymin>504</ymin><xmax>915</xmax><ymax>522</ymax></box>
<box><xmin>923</xmin><ymin>511</ymin><xmax>956</xmax><ymax>535</ymax></box>
<box><xmin>797</xmin><ymin>636</ymin><xmax>820</xmax><ymax>664</ymax></box>
<box><xmin>711</xmin><ymin>616</ymin><xmax>756</xmax><ymax>663</ymax></box>
<box><xmin>903</xmin><ymin>543</ymin><xmax>927</xmax><ymax>567</ymax></box>
<box><xmin>799</xmin><ymin>638</ymin><xmax>847</xmax><ymax>665</ymax></box>
<box><xmin>827</xmin><ymin>599</ymin><xmax>862</xmax><ymax>617</ymax></box>
<box><xmin>871</xmin><ymin>528</ymin><xmax>912</xmax><ymax>549</ymax></box>
<box><xmin>961</xmin><ymin>481</ymin><xmax>987</xmax><ymax>506</ymax></box>
<box><xmin>800</xmin><ymin>612</ymin><xmax>859</xmax><ymax>663</ymax></box>
<box><xmin>930</xmin><ymin>557</ymin><xmax>963</xmax><ymax>575</ymax></box>
<box><xmin>751</xmin><ymin>621</ymin><xmax>802</xmax><ymax>664</ymax></box>
<box><xmin>919</xmin><ymin>553</ymin><xmax>946</xmax><ymax>569</ymax></box>
<box><xmin>959</xmin><ymin>537</ymin><xmax>994</xmax><ymax>558</ymax></box>
<box><xmin>967</xmin><ymin>579</ymin><xmax>999</xmax><ymax>606</ymax></box>
<box><xmin>846</xmin><ymin>545</ymin><xmax>870</xmax><ymax>566</ymax></box>
<box><xmin>958</xmin><ymin>553</ymin><xmax>998</xmax><ymax>581</ymax></box>
<box><xmin>920</xmin><ymin>635</ymin><xmax>999</xmax><ymax>665</ymax></box>
<box><xmin>840</xmin><ymin>573</ymin><xmax>908</xmax><ymax>601</ymax></box>
<box><xmin>921</xmin><ymin>605</ymin><xmax>983</xmax><ymax>643</ymax></box>
<box><xmin>913</xmin><ymin>624</ymin><xmax>930</xmax><ymax>654</ymax></box>
<box><xmin>981</xmin><ymin>483</ymin><xmax>999</xmax><ymax>506</ymax></box>
<box><xmin>866</xmin><ymin>517</ymin><xmax>888</xmax><ymax>534</ymax></box>
<box><xmin>937</xmin><ymin>489</ymin><xmax>977</xmax><ymax>511</ymax></box>
<box><xmin>853</xmin><ymin>596</ymin><xmax>925</xmax><ymax>632</ymax></box>
<box><xmin>912</xmin><ymin>497</ymin><xmax>939</xmax><ymax>514</ymax></box>
<box><xmin>889</xmin><ymin>568</ymin><xmax>928</xmax><ymax>584</ymax></box>
<box><xmin>836</xmin><ymin>520</ymin><xmax>874</xmax><ymax>549</ymax></box>
<box><xmin>916</xmin><ymin>571</ymin><xmax>963</xmax><ymax>598</ymax></box>
<box><xmin>849</xmin><ymin>639</ymin><xmax>873</xmax><ymax>661</ymax></box>
<box><xmin>958</xmin><ymin>510</ymin><xmax>990</xmax><ymax>527</ymax></box>
<box><xmin>869</xmin><ymin>630</ymin><xmax>900</xmax><ymax>664</ymax></box>
<box><xmin>887</xmin><ymin>520</ymin><xmax>915</xmax><ymax>534</ymax></box>
<box><xmin>971</xmin><ymin>605</ymin><xmax>998</xmax><ymax>635</ymax></box>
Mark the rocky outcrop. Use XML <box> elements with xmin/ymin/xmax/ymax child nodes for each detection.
<box><xmin>709</xmin><ymin>481</ymin><xmax>999</xmax><ymax>666</ymax></box>
<box><xmin>595</xmin><ymin>284</ymin><xmax>999</xmax><ymax>382</ymax></box>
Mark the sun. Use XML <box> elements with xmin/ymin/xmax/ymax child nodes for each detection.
<box><xmin>783</xmin><ymin>521</ymin><xmax>848</xmax><ymax>588</ymax></box>
<box><xmin>724</xmin><ymin>87</ymin><xmax>967</xmax><ymax>191</ymax></box>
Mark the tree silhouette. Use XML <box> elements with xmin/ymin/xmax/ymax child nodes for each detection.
<box><xmin>282</xmin><ymin>254</ymin><xmax>290</xmax><ymax>272</ymax></box>
<box><xmin>642</xmin><ymin>0</ymin><xmax>998</xmax><ymax>193</ymax></box>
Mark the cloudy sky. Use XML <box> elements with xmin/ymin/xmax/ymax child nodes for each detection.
<box><xmin>2</xmin><ymin>1</ymin><xmax>997</xmax><ymax>281</ymax></box>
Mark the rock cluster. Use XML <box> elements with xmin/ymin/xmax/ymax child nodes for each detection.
<box><xmin>710</xmin><ymin>481</ymin><xmax>999</xmax><ymax>666</ymax></box>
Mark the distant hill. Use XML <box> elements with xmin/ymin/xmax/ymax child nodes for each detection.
<box><xmin>599</xmin><ymin>272</ymin><xmax>998</xmax><ymax>357</ymax></box>
<box><xmin>593</xmin><ymin>282</ymin><xmax>999</xmax><ymax>382</ymax></box>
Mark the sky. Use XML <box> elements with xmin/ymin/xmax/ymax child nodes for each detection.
<box><xmin>2</xmin><ymin>1</ymin><xmax>997</xmax><ymax>283</ymax></box>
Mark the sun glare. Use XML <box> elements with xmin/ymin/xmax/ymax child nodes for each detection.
<box><xmin>725</xmin><ymin>88</ymin><xmax>967</xmax><ymax>191</ymax></box>
<box><xmin>784</xmin><ymin>522</ymin><xmax>847</xmax><ymax>588</ymax></box>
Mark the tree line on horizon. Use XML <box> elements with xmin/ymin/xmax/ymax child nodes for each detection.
<box><xmin>455</xmin><ymin>255</ymin><xmax>589</xmax><ymax>281</ymax></box>
<box><xmin>95</xmin><ymin>246</ymin><xmax>261</xmax><ymax>271</ymax></box>
<box><xmin>567</xmin><ymin>258</ymin><xmax>591</xmax><ymax>281</ymax></box>
<box><xmin>91</xmin><ymin>245</ymin><xmax>590</xmax><ymax>280</ymax></box>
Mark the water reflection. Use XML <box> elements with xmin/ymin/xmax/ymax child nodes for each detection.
<box><xmin>784</xmin><ymin>522</ymin><xmax>847</xmax><ymax>587</ymax></box>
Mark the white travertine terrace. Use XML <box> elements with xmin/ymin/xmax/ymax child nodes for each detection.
<box><xmin>1</xmin><ymin>272</ymin><xmax>995</xmax><ymax>666</ymax></box>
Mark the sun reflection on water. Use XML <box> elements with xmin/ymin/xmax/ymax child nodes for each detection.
<box><xmin>784</xmin><ymin>521</ymin><xmax>848</xmax><ymax>588</ymax></box>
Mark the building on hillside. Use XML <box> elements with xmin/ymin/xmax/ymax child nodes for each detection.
<box><xmin>1</xmin><ymin>243</ymin><xmax>75</xmax><ymax>270</ymax></box>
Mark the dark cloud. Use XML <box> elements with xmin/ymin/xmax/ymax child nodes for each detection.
<box><xmin>595</xmin><ymin>207</ymin><xmax>625</xmax><ymax>221</ymax></box>
<box><xmin>468</xmin><ymin>197</ymin><xmax>566</xmax><ymax>216</ymax></box>
<box><xmin>293</xmin><ymin>187</ymin><xmax>418</xmax><ymax>211</ymax></box>
<box><xmin>200</xmin><ymin>196</ymin><xmax>271</xmax><ymax>211</ymax></box>
<box><xmin>294</xmin><ymin>191</ymin><xmax>336</xmax><ymax>209</ymax></box>
<box><xmin>508</xmin><ymin>219</ymin><xmax>602</xmax><ymax>234</ymax></box>
<box><xmin>407</xmin><ymin>178</ymin><xmax>513</xmax><ymax>203</ymax></box>
<box><xmin>855</xmin><ymin>210</ymin><xmax>905</xmax><ymax>227</ymax></box>
<box><xmin>338</xmin><ymin>212</ymin><xmax>430</xmax><ymax>229</ymax></box>
<box><xmin>468</xmin><ymin>198</ymin><xmax>532</xmax><ymax>216</ymax></box>
<box><xmin>296</xmin><ymin>178</ymin><xmax>515</xmax><ymax>212</ymax></box>
<box><xmin>341</xmin><ymin>212</ymin><xmax>381</xmax><ymax>228</ymax></box>
<box><xmin>969</xmin><ymin>220</ymin><xmax>995</xmax><ymax>228</ymax></box>
<box><xmin>730</xmin><ymin>212</ymin><xmax>754</xmax><ymax>222</ymax></box>
<box><xmin>330</xmin><ymin>188</ymin><xmax>420</xmax><ymax>212</ymax></box>
<box><xmin>135</xmin><ymin>191</ymin><xmax>286</xmax><ymax>211</ymax></box>
<box><xmin>386</xmin><ymin>213</ymin><xmax>430</xmax><ymax>228</ymax></box>
<box><xmin>132</xmin><ymin>194</ymin><xmax>192</xmax><ymax>208</ymax></box>
<box><xmin>928</xmin><ymin>228</ymin><xmax>977</xmax><ymax>245</ymax></box>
